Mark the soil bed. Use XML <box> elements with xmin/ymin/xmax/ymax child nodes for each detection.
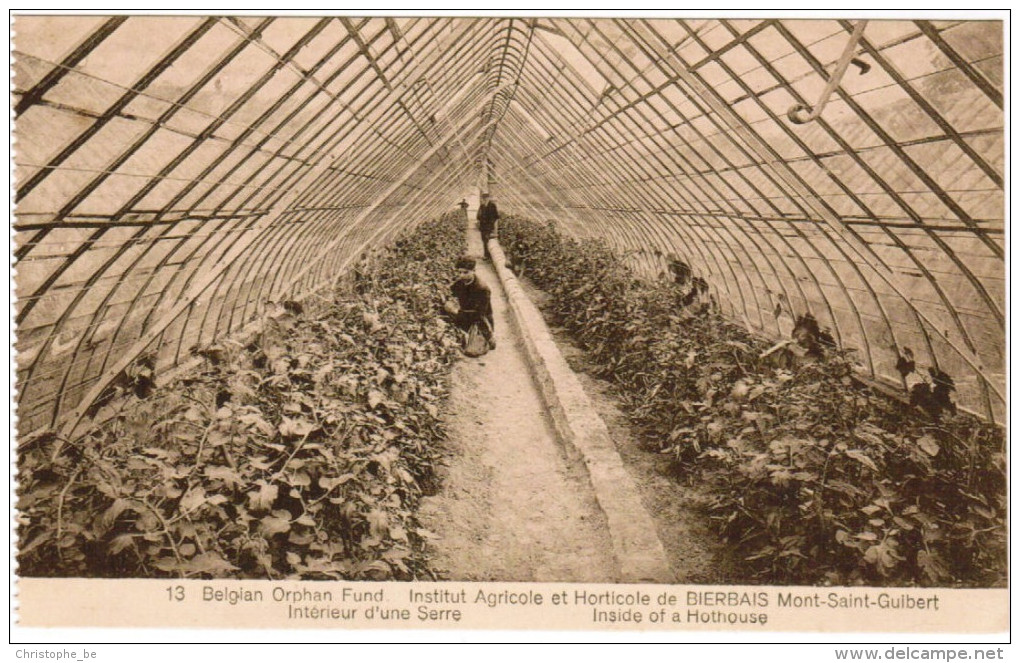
<box><xmin>517</xmin><ymin>279</ymin><xmax>745</xmax><ymax>585</ymax></box>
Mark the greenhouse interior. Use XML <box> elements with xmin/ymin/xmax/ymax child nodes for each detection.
<box><xmin>12</xmin><ymin>15</ymin><xmax>1006</xmax><ymax>589</ymax></box>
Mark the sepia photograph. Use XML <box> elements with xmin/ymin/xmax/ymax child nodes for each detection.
<box><xmin>9</xmin><ymin>9</ymin><xmax>1008</xmax><ymax>642</ymax></box>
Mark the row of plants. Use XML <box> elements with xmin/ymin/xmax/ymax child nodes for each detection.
<box><xmin>17</xmin><ymin>213</ymin><xmax>466</xmax><ymax>580</ymax></box>
<box><xmin>499</xmin><ymin>216</ymin><xmax>1005</xmax><ymax>587</ymax></box>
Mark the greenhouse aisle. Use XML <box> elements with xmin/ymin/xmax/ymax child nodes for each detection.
<box><xmin>418</xmin><ymin>213</ymin><xmax>618</xmax><ymax>582</ymax></box>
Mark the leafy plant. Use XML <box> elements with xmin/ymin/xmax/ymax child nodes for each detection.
<box><xmin>18</xmin><ymin>213</ymin><xmax>467</xmax><ymax>580</ymax></box>
<box><xmin>500</xmin><ymin>215</ymin><xmax>1005</xmax><ymax>587</ymax></box>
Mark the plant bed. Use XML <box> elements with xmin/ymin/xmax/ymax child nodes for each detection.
<box><xmin>499</xmin><ymin>215</ymin><xmax>1006</xmax><ymax>587</ymax></box>
<box><xmin>17</xmin><ymin>213</ymin><xmax>466</xmax><ymax>580</ymax></box>
<box><xmin>517</xmin><ymin>276</ymin><xmax>745</xmax><ymax>585</ymax></box>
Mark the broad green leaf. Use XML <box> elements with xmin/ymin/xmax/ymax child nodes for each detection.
<box><xmin>205</xmin><ymin>466</ymin><xmax>242</xmax><ymax>487</ymax></box>
<box><xmin>917</xmin><ymin>436</ymin><xmax>940</xmax><ymax>457</ymax></box>
<box><xmin>179</xmin><ymin>487</ymin><xmax>207</xmax><ymax>512</ymax></box>
<box><xmin>100</xmin><ymin>498</ymin><xmax>132</xmax><ymax>529</ymax></box>
<box><xmin>279</xmin><ymin>417</ymin><xmax>317</xmax><ymax>438</ymax></box>
<box><xmin>845</xmin><ymin>449</ymin><xmax>878</xmax><ymax>472</ymax></box>
<box><xmin>108</xmin><ymin>534</ymin><xmax>137</xmax><ymax>555</ymax></box>
<box><xmin>260</xmin><ymin>515</ymin><xmax>291</xmax><ymax>537</ymax></box>
<box><xmin>183</xmin><ymin>552</ymin><xmax>238</xmax><ymax>576</ymax></box>
<box><xmin>248</xmin><ymin>481</ymin><xmax>278</xmax><ymax>512</ymax></box>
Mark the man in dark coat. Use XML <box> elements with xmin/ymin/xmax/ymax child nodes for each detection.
<box><xmin>476</xmin><ymin>193</ymin><xmax>499</xmax><ymax>259</ymax></box>
<box><xmin>446</xmin><ymin>256</ymin><xmax>495</xmax><ymax>349</ymax></box>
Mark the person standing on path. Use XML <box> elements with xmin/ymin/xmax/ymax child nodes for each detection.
<box><xmin>445</xmin><ymin>256</ymin><xmax>496</xmax><ymax>350</ymax></box>
<box><xmin>477</xmin><ymin>193</ymin><xmax>499</xmax><ymax>260</ymax></box>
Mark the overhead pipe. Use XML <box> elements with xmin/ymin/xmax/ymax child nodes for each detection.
<box><xmin>786</xmin><ymin>20</ymin><xmax>869</xmax><ymax>124</ymax></box>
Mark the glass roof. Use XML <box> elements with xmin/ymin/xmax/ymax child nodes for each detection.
<box><xmin>11</xmin><ymin>15</ymin><xmax>1005</xmax><ymax>435</ymax></box>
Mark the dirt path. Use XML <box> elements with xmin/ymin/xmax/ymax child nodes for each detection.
<box><xmin>518</xmin><ymin>280</ymin><xmax>743</xmax><ymax>585</ymax></box>
<box><xmin>419</xmin><ymin>216</ymin><xmax>618</xmax><ymax>582</ymax></box>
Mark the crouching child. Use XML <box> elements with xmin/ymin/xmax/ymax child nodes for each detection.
<box><xmin>442</xmin><ymin>256</ymin><xmax>496</xmax><ymax>356</ymax></box>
